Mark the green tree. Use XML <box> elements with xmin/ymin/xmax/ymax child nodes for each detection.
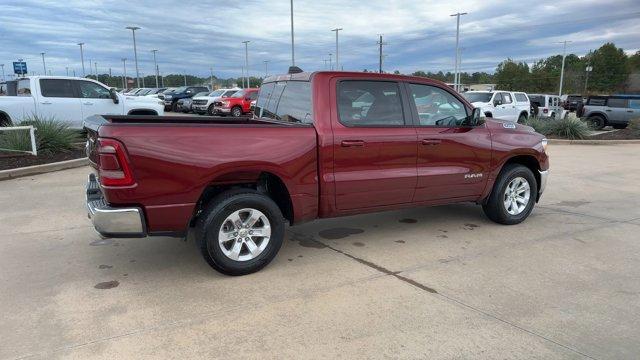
<box><xmin>587</xmin><ymin>43</ymin><xmax>629</xmax><ymax>93</ymax></box>
<box><xmin>494</xmin><ymin>59</ymin><xmax>530</xmax><ymax>90</ymax></box>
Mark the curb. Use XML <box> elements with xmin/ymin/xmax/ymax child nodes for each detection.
<box><xmin>548</xmin><ymin>139</ymin><xmax>640</xmax><ymax>145</ymax></box>
<box><xmin>0</xmin><ymin>158</ymin><xmax>88</xmax><ymax>181</ymax></box>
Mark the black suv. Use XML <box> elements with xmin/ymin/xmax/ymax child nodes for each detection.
<box><xmin>162</xmin><ymin>86</ymin><xmax>209</xmax><ymax>112</ymax></box>
<box><xmin>563</xmin><ymin>94</ymin><xmax>583</xmax><ymax>112</ymax></box>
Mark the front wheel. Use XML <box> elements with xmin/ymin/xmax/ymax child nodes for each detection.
<box><xmin>587</xmin><ymin>115</ymin><xmax>605</xmax><ymax>130</ymax></box>
<box><xmin>482</xmin><ymin>164</ymin><xmax>538</xmax><ymax>225</ymax></box>
<box><xmin>231</xmin><ymin>106</ymin><xmax>243</xmax><ymax>117</ymax></box>
<box><xmin>207</xmin><ymin>104</ymin><xmax>216</xmax><ymax>116</ymax></box>
<box><xmin>196</xmin><ymin>189</ymin><xmax>285</xmax><ymax>275</ymax></box>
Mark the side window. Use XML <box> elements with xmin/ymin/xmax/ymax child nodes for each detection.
<box><xmin>588</xmin><ymin>97</ymin><xmax>606</xmax><ymax>106</ymax></box>
<box><xmin>337</xmin><ymin>81</ymin><xmax>404</xmax><ymax>126</ymax></box>
<box><xmin>78</xmin><ymin>81</ymin><xmax>111</xmax><ymax>99</ymax></box>
<box><xmin>629</xmin><ymin>99</ymin><xmax>640</xmax><ymax>109</ymax></box>
<box><xmin>501</xmin><ymin>92</ymin><xmax>513</xmax><ymax>104</ymax></box>
<box><xmin>492</xmin><ymin>93</ymin><xmax>502</xmax><ymax>105</ymax></box>
<box><xmin>409</xmin><ymin>84</ymin><xmax>468</xmax><ymax>126</ymax></box>
<box><xmin>514</xmin><ymin>93</ymin><xmax>528</xmax><ymax>102</ymax></box>
<box><xmin>274</xmin><ymin>81</ymin><xmax>313</xmax><ymax>124</ymax></box>
<box><xmin>40</xmin><ymin>79</ymin><xmax>75</xmax><ymax>98</ymax></box>
<box><xmin>17</xmin><ymin>79</ymin><xmax>31</xmax><ymax>96</ymax></box>
<box><xmin>248</xmin><ymin>91</ymin><xmax>258</xmax><ymax>101</ymax></box>
<box><xmin>607</xmin><ymin>98</ymin><xmax>627</xmax><ymax>108</ymax></box>
<box><xmin>255</xmin><ymin>82</ymin><xmax>275</xmax><ymax>116</ymax></box>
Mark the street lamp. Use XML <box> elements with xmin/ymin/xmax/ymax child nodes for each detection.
<box><xmin>0</xmin><ymin>64</ymin><xmax>4</xmax><ymax>82</ymax></box>
<box><xmin>450</xmin><ymin>12</ymin><xmax>467</xmax><ymax>92</ymax></box>
<box><xmin>331</xmin><ymin>28</ymin><xmax>343</xmax><ymax>71</ymax></box>
<box><xmin>125</xmin><ymin>26</ymin><xmax>141</xmax><ymax>87</ymax></box>
<box><xmin>242</xmin><ymin>41</ymin><xmax>250</xmax><ymax>88</ymax></box>
<box><xmin>290</xmin><ymin>0</ymin><xmax>295</xmax><ymax>66</ymax></box>
<box><xmin>329</xmin><ymin>53</ymin><xmax>333</xmax><ymax>70</ymax></box>
<box><xmin>77</xmin><ymin>42</ymin><xmax>85</xmax><ymax>76</ymax></box>
<box><xmin>40</xmin><ymin>52</ymin><xmax>47</xmax><ymax>75</ymax></box>
<box><xmin>151</xmin><ymin>49</ymin><xmax>159</xmax><ymax>87</ymax></box>
<box><xmin>557</xmin><ymin>40</ymin><xmax>572</xmax><ymax>96</ymax></box>
<box><xmin>121</xmin><ymin>58</ymin><xmax>127</xmax><ymax>90</ymax></box>
<box><xmin>584</xmin><ymin>65</ymin><xmax>593</xmax><ymax>94</ymax></box>
<box><xmin>263</xmin><ymin>60</ymin><xmax>269</xmax><ymax>77</ymax></box>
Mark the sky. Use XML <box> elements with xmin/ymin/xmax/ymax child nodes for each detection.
<box><xmin>1</xmin><ymin>0</ymin><xmax>639</xmax><ymax>80</ymax></box>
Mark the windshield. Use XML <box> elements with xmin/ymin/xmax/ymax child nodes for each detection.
<box><xmin>231</xmin><ymin>90</ymin><xmax>246</xmax><ymax>98</ymax></box>
<box><xmin>163</xmin><ymin>88</ymin><xmax>176</xmax><ymax>94</ymax></box>
<box><xmin>208</xmin><ymin>90</ymin><xmax>225</xmax><ymax>97</ymax></box>
<box><xmin>172</xmin><ymin>86</ymin><xmax>188</xmax><ymax>93</ymax></box>
<box><xmin>529</xmin><ymin>95</ymin><xmax>546</xmax><ymax>106</ymax></box>
<box><xmin>462</xmin><ymin>92</ymin><xmax>492</xmax><ymax>103</ymax></box>
<box><xmin>195</xmin><ymin>92</ymin><xmax>209</xmax><ymax>97</ymax></box>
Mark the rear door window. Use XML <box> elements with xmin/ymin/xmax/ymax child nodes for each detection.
<box><xmin>40</xmin><ymin>79</ymin><xmax>75</xmax><ymax>98</ymax></box>
<box><xmin>588</xmin><ymin>97</ymin><xmax>606</xmax><ymax>106</ymax></box>
<box><xmin>607</xmin><ymin>98</ymin><xmax>628</xmax><ymax>108</ymax></box>
<box><xmin>337</xmin><ymin>80</ymin><xmax>405</xmax><ymax>126</ymax></box>
<box><xmin>257</xmin><ymin>81</ymin><xmax>313</xmax><ymax>124</ymax></box>
<box><xmin>17</xmin><ymin>79</ymin><xmax>31</xmax><ymax>96</ymax></box>
<box><xmin>629</xmin><ymin>99</ymin><xmax>640</xmax><ymax>109</ymax></box>
<box><xmin>514</xmin><ymin>93</ymin><xmax>528</xmax><ymax>102</ymax></box>
<box><xmin>408</xmin><ymin>83</ymin><xmax>469</xmax><ymax>126</ymax></box>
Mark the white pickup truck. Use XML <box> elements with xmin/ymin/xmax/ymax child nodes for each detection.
<box><xmin>462</xmin><ymin>91</ymin><xmax>531</xmax><ymax>123</ymax></box>
<box><xmin>0</xmin><ymin>76</ymin><xmax>164</xmax><ymax>128</ymax></box>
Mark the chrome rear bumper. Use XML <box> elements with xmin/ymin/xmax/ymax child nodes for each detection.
<box><xmin>86</xmin><ymin>174</ymin><xmax>145</xmax><ymax>238</ymax></box>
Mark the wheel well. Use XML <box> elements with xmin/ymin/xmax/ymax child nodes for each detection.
<box><xmin>503</xmin><ymin>155</ymin><xmax>541</xmax><ymax>192</ymax></box>
<box><xmin>0</xmin><ymin>111</ymin><xmax>12</xmax><ymax>127</ymax></box>
<box><xmin>192</xmin><ymin>171</ymin><xmax>293</xmax><ymax>226</ymax></box>
<box><xmin>519</xmin><ymin>111</ymin><xmax>528</xmax><ymax>118</ymax></box>
<box><xmin>484</xmin><ymin>111</ymin><xmax>493</xmax><ymax>118</ymax></box>
<box><xmin>587</xmin><ymin>112</ymin><xmax>607</xmax><ymax>122</ymax></box>
<box><xmin>128</xmin><ymin>109</ymin><xmax>158</xmax><ymax>115</ymax></box>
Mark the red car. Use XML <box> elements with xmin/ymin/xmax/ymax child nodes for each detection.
<box><xmin>84</xmin><ymin>70</ymin><xmax>549</xmax><ymax>275</ymax></box>
<box><xmin>212</xmin><ymin>88</ymin><xmax>259</xmax><ymax>117</ymax></box>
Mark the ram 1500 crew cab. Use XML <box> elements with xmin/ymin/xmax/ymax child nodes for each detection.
<box><xmin>84</xmin><ymin>71</ymin><xmax>549</xmax><ymax>275</ymax></box>
<box><xmin>0</xmin><ymin>77</ymin><xmax>164</xmax><ymax>128</ymax></box>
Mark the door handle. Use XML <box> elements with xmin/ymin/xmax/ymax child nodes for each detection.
<box><xmin>341</xmin><ymin>140</ymin><xmax>364</xmax><ymax>147</ymax></box>
<box><xmin>83</xmin><ymin>102</ymin><xmax>93</xmax><ymax>106</ymax></box>
<box><xmin>627</xmin><ymin>110</ymin><xmax>634</xmax><ymax>113</ymax></box>
<box><xmin>421</xmin><ymin>139</ymin><xmax>441</xmax><ymax>146</ymax></box>
<box><xmin>40</xmin><ymin>101</ymin><xmax>52</xmax><ymax>105</ymax></box>
<box><xmin>605</xmin><ymin>109</ymin><xmax>612</xmax><ymax>112</ymax></box>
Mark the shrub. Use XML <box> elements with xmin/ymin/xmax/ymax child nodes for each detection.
<box><xmin>0</xmin><ymin>115</ymin><xmax>81</xmax><ymax>155</ymax></box>
<box><xmin>547</xmin><ymin>116</ymin><xmax>591</xmax><ymax>140</ymax></box>
<box><xmin>628</xmin><ymin>118</ymin><xmax>640</xmax><ymax>136</ymax></box>
<box><xmin>523</xmin><ymin>116</ymin><xmax>552</xmax><ymax>136</ymax></box>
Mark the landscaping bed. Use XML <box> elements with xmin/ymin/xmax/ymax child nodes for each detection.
<box><xmin>589</xmin><ymin>128</ymin><xmax>640</xmax><ymax>140</ymax></box>
<box><xmin>0</xmin><ymin>148</ymin><xmax>85</xmax><ymax>171</ymax></box>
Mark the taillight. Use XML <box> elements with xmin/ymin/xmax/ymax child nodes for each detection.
<box><xmin>543</xmin><ymin>108</ymin><xmax>548</xmax><ymax>114</ymax></box>
<box><xmin>97</xmin><ymin>138</ymin><xmax>135</xmax><ymax>187</ymax></box>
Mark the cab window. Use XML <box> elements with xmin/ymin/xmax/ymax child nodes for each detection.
<box><xmin>40</xmin><ymin>79</ymin><xmax>75</xmax><ymax>98</ymax></box>
<box><xmin>501</xmin><ymin>92</ymin><xmax>513</xmax><ymax>104</ymax></box>
<box><xmin>17</xmin><ymin>79</ymin><xmax>31</xmax><ymax>96</ymax></box>
<box><xmin>408</xmin><ymin>84</ymin><xmax>469</xmax><ymax>126</ymax></box>
<box><xmin>337</xmin><ymin>80</ymin><xmax>405</xmax><ymax>126</ymax></box>
<box><xmin>78</xmin><ymin>81</ymin><xmax>111</xmax><ymax>99</ymax></box>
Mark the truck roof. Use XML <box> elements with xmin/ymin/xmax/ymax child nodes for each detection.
<box><xmin>262</xmin><ymin>71</ymin><xmax>451</xmax><ymax>88</ymax></box>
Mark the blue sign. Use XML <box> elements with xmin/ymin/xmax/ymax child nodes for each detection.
<box><xmin>13</xmin><ymin>61</ymin><xmax>27</xmax><ymax>75</ymax></box>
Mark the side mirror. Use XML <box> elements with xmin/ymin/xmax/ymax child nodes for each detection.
<box><xmin>472</xmin><ymin>107</ymin><xmax>482</xmax><ymax>125</ymax></box>
<box><xmin>110</xmin><ymin>88</ymin><xmax>119</xmax><ymax>104</ymax></box>
<box><xmin>493</xmin><ymin>99</ymin><xmax>502</xmax><ymax>106</ymax></box>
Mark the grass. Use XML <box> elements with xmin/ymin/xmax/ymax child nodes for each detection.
<box><xmin>628</xmin><ymin>118</ymin><xmax>640</xmax><ymax>137</ymax></box>
<box><xmin>0</xmin><ymin>115</ymin><xmax>81</xmax><ymax>155</ymax></box>
<box><xmin>524</xmin><ymin>113</ymin><xmax>591</xmax><ymax>140</ymax></box>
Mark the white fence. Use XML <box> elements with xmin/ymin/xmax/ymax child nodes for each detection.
<box><xmin>0</xmin><ymin>125</ymin><xmax>38</xmax><ymax>156</ymax></box>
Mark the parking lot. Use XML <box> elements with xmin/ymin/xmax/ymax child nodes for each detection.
<box><xmin>1</xmin><ymin>143</ymin><xmax>639</xmax><ymax>359</ymax></box>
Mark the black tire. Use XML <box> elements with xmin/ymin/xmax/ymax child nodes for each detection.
<box><xmin>171</xmin><ymin>102</ymin><xmax>179</xmax><ymax>113</ymax></box>
<box><xmin>518</xmin><ymin>113</ymin><xmax>527</xmax><ymax>123</ymax></box>
<box><xmin>208</xmin><ymin>104</ymin><xmax>217</xmax><ymax>116</ymax></box>
<box><xmin>231</xmin><ymin>106</ymin><xmax>243</xmax><ymax>117</ymax></box>
<box><xmin>482</xmin><ymin>164</ymin><xmax>538</xmax><ymax>225</ymax></box>
<box><xmin>196</xmin><ymin>189</ymin><xmax>285</xmax><ymax>276</ymax></box>
<box><xmin>612</xmin><ymin>124</ymin><xmax>627</xmax><ymax>129</ymax></box>
<box><xmin>0</xmin><ymin>113</ymin><xmax>11</xmax><ymax>127</ymax></box>
<box><xmin>587</xmin><ymin>115</ymin><xmax>605</xmax><ymax>130</ymax></box>
<box><xmin>550</xmin><ymin>112</ymin><xmax>556</xmax><ymax>120</ymax></box>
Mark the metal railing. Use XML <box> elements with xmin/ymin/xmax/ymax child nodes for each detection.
<box><xmin>0</xmin><ymin>125</ymin><xmax>37</xmax><ymax>156</ymax></box>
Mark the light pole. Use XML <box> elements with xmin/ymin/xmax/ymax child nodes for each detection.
<box><xmin>126</xmin><ymin>26</ymin><xmax>141</xmax><ymax>87</ymax></box>
<box><xmin>450</xmin><ymin>12</ymin><xmax>467</xmax><ymax>92</ymax></box>
<box><xmin>557</xmin><ymin>40</ymin><xmax>572</xmax><ymax>96</ymax></box>
<box><xmin>183</xmin><ymin>72</ymin><xmax>187</xmax><ymax>86</ymax></box>
<box><xmin>94</xmin><ymin>62</ymin><xmax>98</xmax><ymax>82</ymax></box>
<box><xmin>151</xmin><ymin>49</ymin><xmax>159</xmax><ymax>87</ymax></box>
<box><xmin>329</xmin><ymin>53</ymin><xmax>333</xmax><ymax>70</ymax></box>
<box><xmin>210</xmin><ymin>67</ymin><xmax>214</xmax><ymax>89</ymax></box>
<box><xmin>242</xmin><ymin>41</ymin><xmax>250</xmax><ymax>88</ymax></box>
<box><xmin>263</xmin><ymin>60</ymin><xmax>269</xmax><ymax>77</ymax></box>
<box><xmin>1</xmin><ymin>64</ymin><xmax>4</xmax><ymax>82</ymax></box>
<box><xmin>40</xmin><ymin>52</ymin><xmax>47</xmax><ymax>75</ymax></box>
<box><xmin>77</xmin><ymin>42</ymin><xmax>85</xmax><ymax>76</ymax></box>
<box><xmin>377</xmin><ymin>35</ymin><xmax>387</xmax><ymax>74</ymax></box>
<box><xmin>323</xmin><ymin>59</ymin><xmax>328</xmax><ymax>69</ymax></box>
<box><xmin>290</xmin><ymin>0</ymin><xmax>295</xmax><ymax>66</ymax></box>
<box><xmin>584</xmin><ymin>65</ymin><xmax>593</xmax><ymax>94</ymax></box>
<box><xmin>121</xmin><ymin>58</ymin><xmax>127</xmax><ymax>90</ymax></box>
<box><xmin>331</xmin><ymin>28</ymin><xmax>342</xmax><ymax>71</ymax></box>
<box><xmin>65</xmin><ymin>67</ymin><xmax>69</xmax><ymax>76</ymax></box>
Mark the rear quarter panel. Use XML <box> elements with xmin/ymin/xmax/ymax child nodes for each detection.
<box><xmin>98</xmin><ymin>123</ymin><xmax>318</xmax><ymax>232</ymax></box>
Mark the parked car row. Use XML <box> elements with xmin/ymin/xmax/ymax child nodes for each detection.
<box><xmin>578</xmin><ymin>95</ymin><xmax>640</xmax><ymax>129</ymax></box>
<box><xmin>163</xmin><ymin>87</ymin><xmax>259</xmax><ymax>117</ymax></box>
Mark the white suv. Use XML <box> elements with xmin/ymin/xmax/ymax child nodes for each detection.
<box><xmin>528</xmin><ymin>94</ymin><xmax>567</xmax><ymax>119</ymax></box>
<box><xmin>191</xmin><ymin>88</ymin><xmax>240</xmax><ymax>115</ymax></box>
<box><xmin>462</xmin><ymin>91</ymin><xmax>530</xmax><ymax>122</ymax></box>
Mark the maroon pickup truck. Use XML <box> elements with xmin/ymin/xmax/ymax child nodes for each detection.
<box><xmin>84</xmin><ymin>70</ymin><xmax>549</xmax><ymax>275</ymax></box>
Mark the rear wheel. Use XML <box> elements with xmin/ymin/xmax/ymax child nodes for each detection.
<box><xmin>196</xmin><ymin>189</ymin><xmax>285</xmax><ymax>275</ymax></box>
<box><xmin>207</xmin><ymin>104</ymin><xmax>216</xmax><ymax>116</ymax></box>
<box><xmin>482</xmin><ymin>164</ymin><xmax>538</xmax><ymax>225</ymax></box>
<box><xmin>231</xmin><ymin>106</ymin><xmax>243</xmax><ymax>117</ymax></box>
<box><xmin>517</xmin><ymin>113</ymin><xmax>527</xmax><ymax>123</ymax></box>
<box><xmin>587</xmin><ymin>115</ymin><xmax>605</xmax><ymax>130</ymax></box>
<box><xmin>171</xmin><ymin>102</ymin><xmax>179</xmax><ymax>113</ymax></box>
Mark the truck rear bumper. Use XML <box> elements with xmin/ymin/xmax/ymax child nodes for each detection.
<box><xmin>86</xmin><ymin>174</ymin><xmax>146</xmax><ymax>238</ymax></box>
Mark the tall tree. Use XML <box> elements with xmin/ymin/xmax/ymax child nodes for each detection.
<box><xmin>587</xmin><ymin>43</ymin><xmax>629</xmax><ymax>93</ymax></box>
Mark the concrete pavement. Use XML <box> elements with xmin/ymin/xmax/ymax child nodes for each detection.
<box><xmin>1</xmin><ymin>144</ymin><xmax>639</xmax><ymax>359</ymax></box>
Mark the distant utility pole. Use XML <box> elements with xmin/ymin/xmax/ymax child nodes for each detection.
<box><xmin>290</xmin><ymin>0</ymin><xmax>295</xmax><ymax>66</ymax></box>
<box><xmin>73</xmin><ymin>69</ymin><xmax>76</xmax><ymax>77</ymax></box>
<box><xmin>584</xmin><ymin>65</ymin><xmax>593</xmax><ymax>94</ymax></box>
<box><xmin>77</xmin><ymin>42</ymin><xmax>85</xmax><ymax>76</ymax></box>
<box><xmin>109</xmin><ymin>67</ymin><xmax>112</xmax><ymax>77</ymax></box>
<box><xmin>323</xmin><ymin>59</ymin><xmax>328</xmax><ymax>69</ymax></box>
<box><xmin>241</xmin><ymin>66</ymin><xmax>245</xmax><ymax>88</ymax></box>
<box><xmin>121</xmin><ymin>58</ymin><xmax>127</xmax><ymax>90</ymax></box>
<box><xmin>558</xmin><ymin>40</ymin><xmax>572</xmax><ymax>96</ymax></box>
<box><xmin>450</xmin><ymin>12</ymin><xmax>467</xmax><ymax>92</ymax></box>
<box><xmin>183</xmin><ymin>72</ymin><xmax>187</xmax><ymax>86</ymax></box>
<box><xmin>151</xmin><ymin>49</ymin><xmax>159</xmax><ymax>87</ymax></box>
<box><xmin>329</xmin><ymin>53</ymin><xmax>333</xmax><ymax>70</ymax></box>
<box><xmin>210</xmin><ymin>67</ymin><xmax>214</xmax><ymax>89</ymax></box>
<box><xmin>242</xmin><ymin>40</ymin><xmax>250</xmax><ymax>88</ymax></box>
<box><xmin>377</xmin><ymin>35</ymin><xmax>387</xmax><ymax>73</ymax></box>
<box><xmin>65</xmin><ymin>66</ymin><xmax>69</xmax><ymax>76</ymax></box>
<box><xmin>40</xmin><ymin>52</ymin><xmax>47</xmax><ymax>74</ymax></box>
<box><xmin>263</xmin><ymin>60</ymin><xmax>269</xmax><ymax>77</ymax></box>
<box><xmin>1</xmin><ymin>64</ymin><xmax>5</xmax><ymax>81</ymax></box>
<box><xmin>126</xmin><ymin>26</ymin><xmax>141</xmax><ymax>87</ymax></box>
<box><xmin>331</xmin><ymin>28</ymin><xmax>343</xmax><ymax>71</ymax></box>
<box><xmin>94</xmin><ymin>62</ymin><xmax>98</xmax><ymax>81</ymax></box>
